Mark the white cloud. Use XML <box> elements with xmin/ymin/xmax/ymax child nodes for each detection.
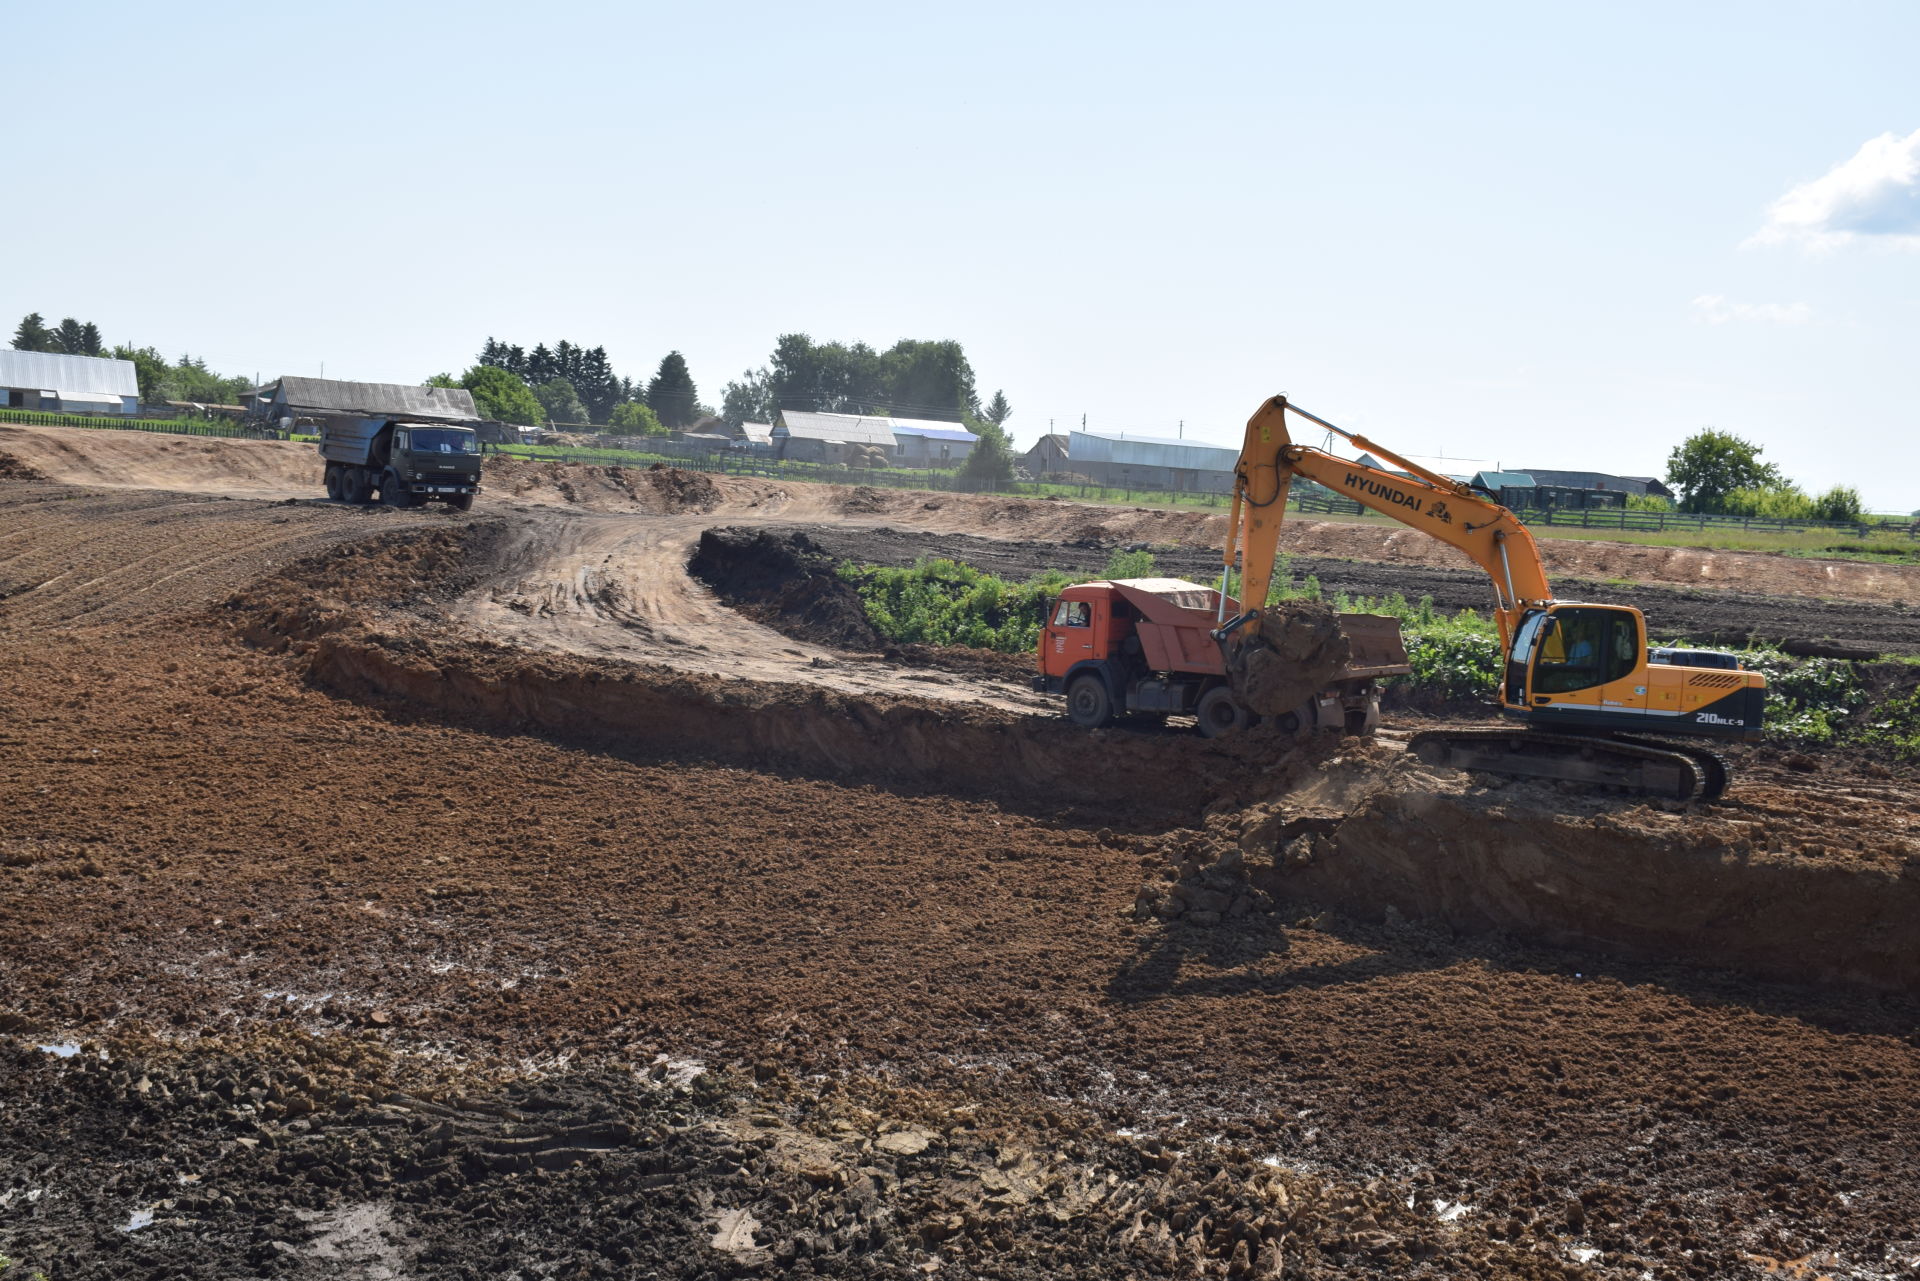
<box><xmin>1690</xmin><ymin>295</ymin><xmax>1812</xmax><ymax>326</ymax></box>
<box><xmin>1750</xmin><ymin>127</ymin><xmax>1920</xmax><ymax>249</ymax></box>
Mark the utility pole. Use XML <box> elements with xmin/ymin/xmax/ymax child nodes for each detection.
<box><xmin>1179</xmin><ymin>419</ymin><xmax>1184</xmax><ymax>439</ymax></box>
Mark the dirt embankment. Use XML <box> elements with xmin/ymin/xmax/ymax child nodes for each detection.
<box><xmin>1141</xmin><ymin>744</ymin><xmax>1920</xmax><ymax>993</ymax></box>
<box><xmin>483</xmin><ymin>457</ymin><xmax>724</xmax><ymax>513</ymax></box>
<box><xmin>687</xmin><ymin>527</ymin><xmax>882</xmax><ymax>649</ymax></box>
<box><xmin>228</xmin><ymin>525</ymin><xmax>1271</xmax><ymax>822</ymax></box>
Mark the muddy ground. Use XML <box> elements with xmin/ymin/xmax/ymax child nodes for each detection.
<box><xmin>4</xmin><ymin>442</ymin><xmax>1920</xmax><ymax>1280</ymax></box>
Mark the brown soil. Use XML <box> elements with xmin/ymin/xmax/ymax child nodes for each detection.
<box><xmin>6</xmin><ymin>438</ymin><xmax>1920</xmax><ymax>1280</ymax></box>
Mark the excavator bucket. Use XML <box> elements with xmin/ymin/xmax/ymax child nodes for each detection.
<box><xmin>1225</xmin><ymin>607</ymin><xmax>1411</xmax><ymax>719</ymax></box>
<box><xmin>1337</xmin><ymin>613</ymin><xmax>1413</xmax><ymax>679</ymax></box>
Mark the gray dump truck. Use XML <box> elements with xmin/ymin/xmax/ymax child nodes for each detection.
<box><xmin>319</xmin><ymin>418</ymin><xmax>482</xmax><ymax>510</ymax></box>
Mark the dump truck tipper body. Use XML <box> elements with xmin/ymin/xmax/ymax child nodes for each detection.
<box><xmin>1035</xmin><ymin>577</ymin><xmax>1411</xmax><ymax>738</ymax></box>
<box><xmin>318</xmin><ymin>418</ymin><xmax>482</xmax><ymax>510</ymax></box>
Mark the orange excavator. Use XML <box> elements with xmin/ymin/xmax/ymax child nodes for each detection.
<box><xmin>1217</xmin><ymin>395</ymin><xmax>1766</xmax><ymax>801</ymax></box>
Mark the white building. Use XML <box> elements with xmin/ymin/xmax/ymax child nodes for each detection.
<box><xmin>1068</xmin><ymin>430</ymin><xmax>1239</xmax><ymax>493</ymax></box>
<box><xmin>0</xmin><ymin>350</ymin><xmax>140</xmax><ymax>415</ymax></box>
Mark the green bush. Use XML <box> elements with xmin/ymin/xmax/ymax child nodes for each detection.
<box><xmin>839</xmin><ymin>559</ymin><xmax>1068</xmax><ymax>652</ymax></box>
<box><xmin>1104</xmin><ymin>548</ymin><xmax>1157</xmax><ymax>579</ymax></box>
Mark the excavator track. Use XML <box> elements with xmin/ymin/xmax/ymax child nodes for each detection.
<box><xmin>1604</xmin><ymin>735</ymin><xmax>1732</xmax><ymax>802</ymax></box>
<box><xmin>1408</xmin><ymin>728</ymin><xmax>1708</xmax><ymax>801</ymax></box>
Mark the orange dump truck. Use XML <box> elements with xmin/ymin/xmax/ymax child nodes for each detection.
<box><xmin>1034</xmin><ymin>577</ymin><xmax>1410</xmax><ymax>738</ymax></box>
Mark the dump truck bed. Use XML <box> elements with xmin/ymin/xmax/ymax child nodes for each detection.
<box><xmin>1104</xmin><ymin>579</ymin><xmax>1410</xmax><ymax>681</ymax></box>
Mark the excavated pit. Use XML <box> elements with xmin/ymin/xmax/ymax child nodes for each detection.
<box><xmin>222</xmin><ymin>520</ymin><xmax>1920</xmax><ymax>992</ymax></box>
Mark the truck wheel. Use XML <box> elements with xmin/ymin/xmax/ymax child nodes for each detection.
<box><xmin>1066</xmin><ymin>675</ymin><xmax>1113</xmax><ymax>728</ymax></box>
<box><xmin>1196</xmin><ymin>686</ymin><xmax>1252</xmax><ymax>739</ymax></box>
<box><xmin>342</xmin><ymin>467</ymin><xmax>372</xmax><ymax>504</ymax></box>
<box><xmin>446</xmin><ymin>493</ymin><xmax>474</xmax><ymax>512</ymax></box>
<box><xmin>381</xmin><ymin>471</ymin><xmax>418</xmax><ymax>508</ymax></box>
<box><xmin>324</xmin><ymin>464</ymin><xmax>343</xmax><ymax>501</ymax></box>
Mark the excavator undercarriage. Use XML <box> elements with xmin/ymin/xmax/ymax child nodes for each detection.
<box><xmin>1408</xmin><ymin>728</ymin><xmax>1731</xmax><ymax>802</ymax></box>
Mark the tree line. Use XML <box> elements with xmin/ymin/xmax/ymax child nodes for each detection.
<box><xmin>426</xmin><ymin>339</ymin><xmax>707</xmax><ymax>435</ymax></box>
<box><xmin>1665</xmin><ymin>429</ymin><xmax>1863</xmax><ymax>522</ymax></box>
<box><xmin>720</xmin><ymin>334</ymin><xmax>1016</xmax><ymax>483</ymax></box>
<box><xmin>11</xmin><ymin>311</ymin><xmax>251</xmax><ymax>406</ymax></box>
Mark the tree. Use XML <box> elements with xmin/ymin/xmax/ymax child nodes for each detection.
<box><xmin>109</xmin><ymin>344</ymin><xmax>170</xmax><ymax>404</ymax></box>
<box><xmin>54</xmin><ymin>318</ymin><xmax>87</xmax><ymax>354</ymax></box>
<box><xmin>720</xmin><ymin>367</ymin><xmax>774</xmax><ymax>427</ymax></box>
<box><xmin>609</xmin><ymin>401</ymin><xmax>668</xmax><ymax>435</ymax></box>
<box><xmin>880</xmin><ymin>339</ymin><xmax>976</xmax><ymax>418</ymax></box>
<box><xmin>983</xmin><ymin>389</ymin><xmax>1012</xmax><ymax>427</ymax></box>
<box><xmin>1809</xmin><ymin>485</ymin><xmax>1863</xmax><ymax>524</ymax></box>
<box><xmin>458</xmin><ymin>365</ymin><xmax>543</xmax><ymax>426</ymax></box>
<box><xmin>12</xmin><ymin>313</ymin><xmax>56</xmax><ymax>352</ymax></box>
<box><xmin>959</xmin><ymin>413</ymin><xmax>1014</xmax><ymax>489</ymax></box>
<box><xmin>647</xmin><ymin>351</ymin><xmax>700</xmax><ymax>429</ymax></box>
<box><xmin>1665</xmin><ymin>429</ymin><xmax>1784</xmax><ymax>514</ymax></box>
<box><xmin>160</xmin><ymin>355</ymin><xmax>250</xmax><ymax>405</ymax></box>
<box><xmin>535</xmin><ymin>377</ymin><xmax>588</xmax><ymax>425</ymax></box>
<box><xmin>78</xmin><ymin>321</ymin><xmax>104</xmax><ymax>356</ymax></box>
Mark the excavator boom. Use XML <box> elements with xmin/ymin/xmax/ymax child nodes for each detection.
<box><xmin>1227</xmin><ymin>396</ymin><xmax>1550</xmax><ymax>652</ymax></box>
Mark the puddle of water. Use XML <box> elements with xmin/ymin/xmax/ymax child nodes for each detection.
<box><xmin>1434</xmin><ymin>1199</ymin><xmax>1474</xmax><ymax>1223</ymax></box>
<box><xmin>1568</xmin><ymin>1243</ymin><xmax>1601</xmax><ymax>1264</ymax></box>
<box><xmin>38</xmin><ymin>1042</ymin><xmax>81</xmax><ymax>1058</ymax></box>
<box><xmin>122</xmin><ymin>1207</ymin><xmax>155</xmax><ymax>1232</ymax></box>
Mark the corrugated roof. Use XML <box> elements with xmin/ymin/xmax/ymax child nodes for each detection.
<box><xmin>1472</xmin><ymin>471</ymin><xmax>1536</xmax><ymax>489</ymax></box>
<box><xmin>736</xmin><ymin>421</ymin><xmax>773</xmax><ymax>443</ymax></box>
<box><xmin>0</xmin><ymin>350</ymin><xmax>139</xmax><ymax>398</ymax></box>
<box><xmin>1069</xmin><ymin>430</ymin><xmax>1237</xmax><ymax>472</ymax></box>
<box><xmin>893</xmin><ymin>426</ymin><xmax>978</xmax><ymax>443</ymax></box>
<box><xmin>272</xmin><ymin>376</ymin><xmax>478</xmax><ymax>421</ymax></box>
<box><xmin>775</xmin><ymin>411</ymin><xmax>899</xmax><ymax>446</ymax></box>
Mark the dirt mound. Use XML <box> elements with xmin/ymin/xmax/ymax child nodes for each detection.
<box><xmin>687</xmin><ymin>526</ymin><xmax>880</xmax><ymax>649</ymax></box>
<box><xmin>1144</xmin><ymin>741</ymin><xmax>1920</xmax><ymax>991</ymax></box>
<box><xmin>0</xmin><ymin>449</ymin><xmax>47</xmax><ymax>480</ymax></box>
<box><xmin>482</xmin><ymin>458</ymin><xmax>722</xmax><ymax>513</ymax></box>
<box><xmin>0</xmin><ymin>486</ymin><xmax>449</xmax><ymax>631</ymax></box>
<box><xmin>0</xmin><ymin>423</ymin><xmax>318</xmax><ymax>499</ymax></box>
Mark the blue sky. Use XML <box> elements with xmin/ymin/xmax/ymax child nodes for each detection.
<box><xmin>6</xmin><ymin>1</ymin><xmax>1916</xmax><ymax>509</ymax></box>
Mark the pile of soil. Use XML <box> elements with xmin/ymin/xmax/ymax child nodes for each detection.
<box><xmin>688</xmin><ymin>526</ymin><xmax>881</xmax><ymax>649</ymax></box>
<box><xmin>483</xmin><ymin>459</ymin><xmax>722</xmax><ymax>514</ymax></box>
<box><xmin>1229</xmin><ymin>602</ymin><xmax>1354</xmax><ymax>717</ymax></box>
<box><xmin>0</xmin><ymin>449</ymin><xmax>48</xmax><ymax>480</ymax></box>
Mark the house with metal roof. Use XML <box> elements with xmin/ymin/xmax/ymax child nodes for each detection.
<box><xmin>890</xmin><ymin>417</ymin><xmax>977</xmax><ymax>467</ymax></box>
<box><xmin>772</xmin><ymin>411</ymin><xmax>899</xmax><ymax>463</ymax></box>
<box><xmin>0</xmin><ymin>350</ymin><xmax>140</xmax><ymax>415</ymax></box>
<box><xmin>248</xmin><ymin>376</ymin><xmax>480</xmax><ymax>426</ymax></box>
<box><xmin>1068</xmin><ymin>430</ymin><xmax>1239</xmax><ymax>493</ymax></box>
<box><xmin>1471</xmin><ymin>470</ymin><xmax>1628</xmax><ymax>511</ymax></box>
<box><xmin>1516</xmin><ymin>468</ymin><xmax>1673</xmax><ymax>499</ymax></box>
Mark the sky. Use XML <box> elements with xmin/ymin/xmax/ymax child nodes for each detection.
<box><xmin>5</xmin><ymin>1</ymin><xmax>1917</xmax><ymax>510</ymax></box>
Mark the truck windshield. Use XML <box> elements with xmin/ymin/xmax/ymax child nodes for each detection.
<box><xmin>409</xmin><ymin>429</ymin><xmax>478</xmax><ymax>455</ymax></box>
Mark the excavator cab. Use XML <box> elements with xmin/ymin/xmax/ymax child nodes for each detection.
<box><xmin>1504</xmin><ymin>603</ymin><xmax>1765</xmax><ymax>740</ymax></box>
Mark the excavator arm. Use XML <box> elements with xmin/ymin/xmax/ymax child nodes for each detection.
<box><xmin>1222</xmin><ymin>395</ymin><xmax>1554</xmax><ymax>651</ymax></box>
